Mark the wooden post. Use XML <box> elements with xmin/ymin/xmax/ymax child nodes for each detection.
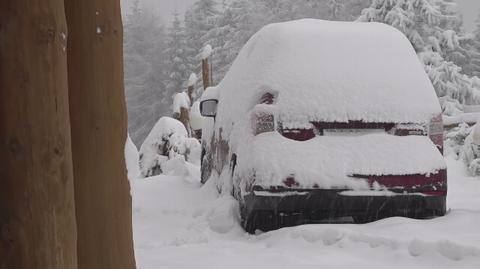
<box><xmin>187</xmin><ymin>85</ymin><xmax>195</xmax><ymax>104</ymax></box>
<box><xmin>202</xmin><ymin>58</ymin><xmax>211</xmax><ymax>90</ymax></box>
<box><xmin>180</xmin><ymin>107</ymin><xmax>191</xmax><ymax>136</ymax></box>
<box><xmin>0</xmin><ymin>0</ymin><xmax>77</xmax><ymax>268</ymax></box>
<box><xmin>64</xmin><ymin>0</ymin><xmax>136</xmax><ymax>268</ymax></box>
<box><xmin>202</xmin><ymin>45</ymin><xmax>212</xmax><ymax>90</ymax></box>
<box><xmin>210</xmin><ymin>56</ymin><xmax>214</xmax><ymax>86</ymax></box>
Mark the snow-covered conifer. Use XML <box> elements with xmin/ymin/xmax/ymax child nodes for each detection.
<box><xmin>184</xmin><ymin>0</ymin><xmax>220</xmax><ymax>74</ymax></box>
<box><xmin>124</xmin><ymin>1</ymin><xmax>169</xmax><ymax>146</ymax></box>
<box><xmin>359</xmin><ymin>0</ymin><xmax>480</xmax><ymax>115</ymax></box>
<box><xmin>164</xmin><ymin>11</ymin><xmax>192</xmax><ymax>93</ymax></box>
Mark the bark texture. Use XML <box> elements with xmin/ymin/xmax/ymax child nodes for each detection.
<box><xmin>202</xmin><ymin>58</ymin><xmax>211</xmax><ymax>90</ymax></box>
<box><xmin>64</xmin><ymin>1</ymin><xmax>136</xmax><ymax>268</ymax></box>
<box><xmin>0</xmin><ymin>1</ymin><xmax>77</xmax><ymax>268</ymax></box>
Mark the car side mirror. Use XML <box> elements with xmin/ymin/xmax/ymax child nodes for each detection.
<box><xmin>200</xmin><ymin>99</ymin><xmax>218</xmax><ymax>118</ymax></box>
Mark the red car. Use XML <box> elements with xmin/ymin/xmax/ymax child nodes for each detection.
<box><xmin>200</xmin><ymin>19</ymin><xmax>447</xmax><ymax>233</ymax></box>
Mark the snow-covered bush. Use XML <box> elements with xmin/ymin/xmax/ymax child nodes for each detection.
<box><xmin>124</xmin><ymin>2</ymin><xmax>170</xmax><ymax>146</ymax></box>
<box><xmin>444</xmin><ymin>120</ymin><xmax>480</xmax><ymax>176</ymax></box>
<box><xmin>445</xmin><ymin>123</ymin><xmax>472</xmax><ymax>157</ymax></box>
<box><xmin>158</xmin><ymin>134</ymin><xmax>201</xmax><ymax>180</ymax></box>
<box><xmin>358</xmin><ymin>0</ymin><xmax>480</xmax><ymax>115</ymax></box>
<box><xmin>461</xmin><ymin>122</ymin><xmax>480</xmax><ymax>176</ymax></box>
<box><xmin>168</xmin><ymin>133</ymin><xmax>201</xmax><ymax>165</ymax></box>
<box><xmin>139</xmin><ymin>117</ymin><xmax>200</xmax><ymax>178</ymax></box>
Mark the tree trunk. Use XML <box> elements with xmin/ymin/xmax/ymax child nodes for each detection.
<box><xmin>202</xmin><ymin>58</ymin><xmax>211</xmax><ymax>90</ymax></box>
<box><xmin>64</xmin><ymin>1</ymin><xmax>136</xmax><ymax>269</ymax></box>
<box><xmin>0</xmin><ymin>1</ymin><xmax>77</xmax><ymax>268</ymax></box>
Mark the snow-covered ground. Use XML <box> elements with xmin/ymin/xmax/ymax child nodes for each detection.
<box><xmin>132</xmin><ymin>155</ymin><xmax>480</xmax><ymax>269</ymax></box>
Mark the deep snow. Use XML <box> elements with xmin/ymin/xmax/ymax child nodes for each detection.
<box><xmin>132</xmin><ymin>155</ymin><xmax>480</xmax><ymax>269</ymax></box>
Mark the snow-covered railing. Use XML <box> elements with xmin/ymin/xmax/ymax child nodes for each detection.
<box><xmin>443</xmin><ymin>113</ymin><xmax>480</xmax><ymax>128</ymax></box>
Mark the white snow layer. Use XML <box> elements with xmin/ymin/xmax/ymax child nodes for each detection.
<box><xmin>215</xmin><ymin>19</ymin><xmax>441</xmax><ymax>131</ymax></box>
<box><xmin>125</xmin><ymin>135</ymin><xmax>141</xmax><ymax>180</ymax></box>
<box><xmin>187</xmin><ymin>73</ymin><xmax>198</xmax><ymax>87</ymax></box>
<box><xmin>132</xmin><ymin>156</ymin><xmax>480</xmax><ymax>269</ymax></box>
<box><xmin>237</xmin><ymin>132</ymin><xmax>446</xmax><ymax>189</ymax></box>
<box><xmin>173</xmin><ymin>92</ymin><xmax>191</xmax><ymax>114</ymax></box>
<box><xmin>200</xmin><ymin>87</ymin><xmax>220</xmax><ymax>147</ymax></box>
<box><xmin>202</xmin><ymin>44</ymin><xmax>213</xmax><ymax>60</ymax></box>
<box><xmin>200</xmin><ymin>86</ymin><xmax>220</xmax><ymax>101</ymax></box>
<box><xmin>189</xmin><ymin>101</ymin><xmax>204</xmax><ymax>131</ymax></box>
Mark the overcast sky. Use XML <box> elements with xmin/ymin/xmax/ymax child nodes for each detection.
<box><xmin>121</xmin><ymin>0</ymin><xmax>480</xmax><ymax>31</ymax></box>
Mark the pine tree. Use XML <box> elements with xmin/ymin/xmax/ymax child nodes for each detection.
<box><xmin>165</xmin><ymin>12</ymin><xmax>191</xmax><ymax>93</ymax></box>
<box><xmin>358</xmin><ymin>0</ymin><xmax>480</xmax><ymax>115</ymax></box>
<box><xmin>184</xmin><ymin>0</ymin><xmax>220</xmax><ymax>74</ymax></box>
<box><xmin>124</xmin><ymin>1</ymin><xmax>168</xmax><ymax>146</ymax></box>
<box><xmin>203</xmin><ymin>1</ymin><xmax>255</xmax><ymax>81</ymax></box>
<box><xmin>463</xmin><ymin>10</ymin><xmax>480</xmax><ymax>77</ymax></box>
<box><xmin>200</xmin><ymin>0</ymin><xmax>370</xmax><ymax>83</ymax></box>
<box><xmin>327</xmin><ymin>0</ymin><xmax>343</xmax><ymax>20</ymax></box>
<box><xmin>474</xmin><ymin>11</ymin><xmax>480</xmax><ymax>47</ymax></box>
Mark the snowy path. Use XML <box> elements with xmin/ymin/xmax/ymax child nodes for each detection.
<box><xmin>132</xmin><ymin>156</ymin><xmax>480</xmax><ymax>269</ymax></box>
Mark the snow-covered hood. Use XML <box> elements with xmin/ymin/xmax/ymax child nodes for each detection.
<box><xmin>216</xmin><ymin>19</ymin><xmax>441</xmax><ymax>131</ymax></box>
<box><xmin>236</xmin><ymin>133</ymin><xmax>446</xmax><ymax>189</ymax></box>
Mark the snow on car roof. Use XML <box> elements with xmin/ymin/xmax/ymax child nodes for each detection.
<box><xmin>216</xmin><ymin>19</ymin><xmax>441</xmax><ymax>129</ymax></box>
<box><xmin>236</xmin><ymin>133</ymin><xmax>446</xmax><ymax>189</ymax></box>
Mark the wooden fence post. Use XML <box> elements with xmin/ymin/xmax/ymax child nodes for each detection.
<box><xmin>202</xmin><ymin>45</ymin><xmax>212</xmax><ymax>90</ymax></box>
<box><xmin>187</xmin><ymin>72</ymin><xmax>197</xmax><ymax>103</ymax></box>
<box><xmin>180</xmin><ymin>107</ymin><xmax>191</xmax><ymax>136</ymax></box>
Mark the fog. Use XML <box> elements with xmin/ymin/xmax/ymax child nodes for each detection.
<box><xmin>456</xmin><ymin>0</ymin><xmax>480</xmax><ymax>31</ymax></box>
<box><xmin>121</xmin><ymin>0</ymin><xmax>480</xmax><ymax>31</ymax></box>
<box><xmin>121</xmin><ymin>0</ymin><xmax>197</xmax><ymax>23</ymax></box>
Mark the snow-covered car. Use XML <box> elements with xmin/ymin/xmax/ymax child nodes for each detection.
<box><xmin>199</xmin><ymin>19</ymin><xmax>447</xmax><ymax>233</ymax></box>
